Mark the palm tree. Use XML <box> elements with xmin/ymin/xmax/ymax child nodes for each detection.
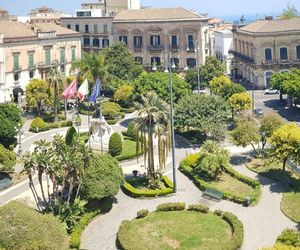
<box><xmin>134</xmin><ymin>92</ymin><xmax>170</xmax><ymax>177</ymax></box>
<box><xmin>46</xmin><ymin>67</ymin><xmax>66</xmax><ymax>122</ymax></box>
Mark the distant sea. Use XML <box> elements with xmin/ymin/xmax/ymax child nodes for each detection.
<box><xmin>218</xmin><ymin>13</ymin><xmax>280</xmax><ymax>24</ymax></box>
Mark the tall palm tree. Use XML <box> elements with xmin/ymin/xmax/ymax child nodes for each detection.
<box><xmin>46</xmin><ymin>67</ymin><xmax>66</xmax><ymax>122</ymax></box>
<box><xmin>134</xmin><ymin>92</ymin><xmax>170</xmax><ymax>177</ymax></box>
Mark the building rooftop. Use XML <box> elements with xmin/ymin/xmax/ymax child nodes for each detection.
<box><xmin>114</xmin><ymin>7</ymin><xmax>208</xmax><ymax>22</ymax></box>
<box><xmin>32</xmin><ymin>23</ymin><xmax>80</xmax><ymax>35</ymax></box>
<box><xmin>239</xmin><ymin>18</ymin><xmax>300</xmax><ymax>34</ymax></box>
<box><xmin>0</xmin><ymin>21</ymin><xmax>36</xmax><ymax>38</ymax></box>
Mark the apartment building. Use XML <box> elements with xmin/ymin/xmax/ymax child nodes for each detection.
<box><xmin>113</xmin><ymin>7</ymin><xmax>210</xmax><ymax>69</ymax></box>
<box><xmin>0</xmin><ymin>21</ymin><xmax>81</xmax><ymax>103</ymax></box>
<box><xmin>232</xmin><ymin>17</ymin><xmax>300</xmax><ymax>88</ymax></box>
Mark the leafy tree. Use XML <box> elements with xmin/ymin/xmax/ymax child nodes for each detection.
<box><xmin>133</xmin><ymin>72</ymin><xmax>191</xmax><ymax>103</ymax></box>
<box><xmin>282</xmin><ymin>69</ymin><xmax>300</xmax><ymax>102</ymax></box>
<box><xmin>109</xmin><ymin>132</ymin><xmax>123</xmax><ymax>156</ymax></box>
<box><xmin>125</xmin><ymin>121</ymin><xmax>137</xmax><ymax>140</ymax></box>
<box><xmin>184</xmin><ymin>68</ymin><xmax>206</xmax><ymax>89</ymax></box>
<box><xmin>46</xmin><ymin>67</ymin><xmax>66</xmax><ymax>122</ymax></box>
<box><xmin>231</xmin><ymin>115</ymin><xmax>260</xmax><ymax>153</ymax></box>
<box><xmin>209</xmin><ymin>75</ymin><xmax>231</xmax><ymax>95</ymax></box>
<box><xmin>25</xmin><ymin>79</ymin><xmax>53</xmax><ymax>115</ymax></box>
<box><xmin>0</xmin><ymin>104</ymin><xmax>21</xmax><ymax>140</ymax></box>
<box><xmin>228</xmin><ymin>92</ymin><xmax>252</xmax><ymax>117</ymax></box>
<box><xmin>174</xmin><ymin>94</ymin><xmax>230</xmax><ymax>138</ymax></box>
<box><xmin>0</xmin><ymin>201</ymin><xmax>69</xmax><ymax>250</ymax></box>
<box><xmin>194</xmin><ymin>140</ymin><xmax>230</xmax><ymax>180</ymax></box>
<box><xmin>114</xmin><ymin>84</ymin><xmax>134</xmax><ymax>106</ymax></box>
<box><xmin>279</xmin><ymin>2</ymin><xmax>298</xmax><ymax>19</ymax></box>
<box><xmin>269</xmin><ymin>123</ymin><xmax>300</xmax><ymax>171</ymax></box>
<box><xmin>199</xmin><ymin>56</ymin><xmax>225</xmax><ymax>86</ymax></box>
<box><xmin>0</xmin><ymin>144</ymin><xmax>16</xmax><ymax>172</ymax></box>
<box><xmin>65</xmin><ymin>126</ymin><xmax>78</xmax><ymax>145</ymax></box>
<box><xmin>270</xmin><ymin>71</ymin><xmax>290</xmax><ymax>100</ymax></box>
<box><xmin>80</xmin><ymin>154</ymin><xmax>123</xmax><ymax>200</ymax></box>
<box><xmin>102</xmin><ymin>101</ymin><xmax>121</xmax><ymax>119</ymax></box>
<box><xmin>30</xmin><ymin>117</ymin><xmax>47</xmax><ymax>132</ymax></box>
<box><xmin>219</xmin><ymin>83</ymin><xmax>246</xmax><ymax>100</ymax></box>
<box><xmin>134</xmin><ymin>92</ymin><xmax>170</xmax><ymax>177</ymax></box>
<box><xmin>259</xmin><ymin>113</ymin><xmax>284</xmax><ymax>149</ymax></box>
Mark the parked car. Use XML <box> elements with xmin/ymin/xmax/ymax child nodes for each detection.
<box><xmin>254</xmin><ymin>108</ymin><xmax>264</xmax><ymax>116</ymax></box>
<box><xmin>264</xmin><ymin>88</ymin><xmax>279</xmax><ymax>94</ymax></box>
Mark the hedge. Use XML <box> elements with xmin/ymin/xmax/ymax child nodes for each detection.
<box><xmin>120</xmin><ymin>107</ymin><xmax>135</xmax><ymax>114</ymax></box>
<box><xmin>156</xmin><ymin>202</ymin><xmax>186</xmax><ymax>211</ymax></box>
<box><xmin>0</xmin><ymin>144</ymin><xmax>16</xmax><ymax>172</ymax></box>
<box><xmin>30</xmin><ymin>117</ymin><xmax>47</xmax><ymax>131</ymax></box>
<box><xmin>115</xmin><ymin>148</ymin><xmax>144</xmax><ymax>162</ymax></box>
<box><xmin>179</xmin><ymin>157</ymin><xmax>261</xmax><ymax>205</ymax></box>
<box><xmin>107</xmin><ymin>119</ymin><xmax>118</xmax><ymax>125</ymax></box>
<box><xmin>109</xmin><ymin>132</ymin><xmax>123</xmax><ymax>157</ymax></box>
<box><xmin>188</xmin><ymin>204</ymin><xmax>209</xmax><ymax>213</ymax></box>
<box><xmin>29</xmin><ymin>119</ymin><xmax>80</xmax><ymax>133</ymax></box>
<box><xmin>122</xmin><ymin>176</ymin><xmax>174</xmax><ymax>198</ymax></box>
<box><xmin>136</xmin><ymin>209</ymin><xmax>149</xmax><ymax>219</ymax></box>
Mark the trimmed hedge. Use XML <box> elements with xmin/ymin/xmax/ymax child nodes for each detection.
<box><xmin>122</xmin><ymin>176</ymin><xmax>174</xmax><ymax>198</ymax></box>
<box><xmin>109</xmin><ymin>132</ymin><xmax>123</xmax><ymax>157</ymax></box>
<box><xmin>120</xmin><ymin>107</ymin><xmax>135</xmax><ymax>114</ymax></box>
<box><xmin>179</xmin><ymin>156</ymin><xmax>261</xmax><ymax>205</ymax></box>
<box><xmin>136</xmin><ymin>209</ymin><xmax>149</xmax><ymax>219</ymax></box>
<box><xmin>29</xmin><ymin>119</ymin><xmax>80</xmax><ymax>133</ymax></box>
<box><xmin>107</xmin><ymin>119</ymin><xmax>118</xmax><ymax>125</ymax></box>
<box><xmin>156</xmin><ymin>202</ymin><xmax>186</xmax><ymax>212</ymax></box>
<box><xmin>222</xmin><ymin>212</ymin><xmax>244</xmax><ymax>250</ymax></box>
<box><xmin>0</xmin><ymin>144</ymin><xmax>16</xmax><ymax>172</ymax></box>
<box><xmin>30</xmin><ymin>117</ymin><xmax>47</xmax><ymax>131</ymax></box>
<box><xmin>65</xmin><ymin>126</ymin><xmax>78</xmax><ymax>145</ymax></box>
<box><xmin>188</xmin><ymin>204</ymin><xmax>209</xmax><ymax>213</ymax></box>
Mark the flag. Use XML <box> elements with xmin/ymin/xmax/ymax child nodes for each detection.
<box><xmin>77</xmin><ymin>78</ymin><xmax>89</xmax><ymax>102</ymax></box>
<box><xmin>89</xmin><ymin>79</ymin><xmax>101</xmax><ymax>103</ymax></box>
<box><xmin>62</xmin><ymin>80</ymin><xmax>77</xmax><ymax>100</ymax></box>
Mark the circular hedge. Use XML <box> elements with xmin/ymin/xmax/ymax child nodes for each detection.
<box><xmin>109</xmin><ymin>132</ymin><xmax>123</xmax><ymax>157</ymax></box>
<box><xmin>30</xmin><ymin>117</ymin><xmax>46</xmax><ymax>131</ymax></box>
<box><xmin>117</xmin><ymin>203</ymin><xmax>244</xmax><ymax>250</ymax></box>
<box><xmin>0</xmin><ymin>201</ymin><xmax>69</xmax><ymax>250</ymax></box>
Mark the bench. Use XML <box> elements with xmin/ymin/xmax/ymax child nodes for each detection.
<box><xmin>203</xmin><ymin>187</ymin><xmax>223</xmax><ymax>200</ymax></box>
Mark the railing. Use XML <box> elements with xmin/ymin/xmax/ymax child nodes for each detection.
<box><xmin>170</xmin><ymin>45</ymin><xmax>179</xmax><ymax>52</ymax></box>
<box><xmin>134</xmin><ymin>44</ymin><xmax>142</xmax><ymax>51</ymax></box>
<box><xmin>148</xmin><ymin>45</ymin><xmax>164</xmax><ymax>51</ymax></box>
<box><xmin>28</xmin><ymin>64</ymin><xmax>36</xmax><ymax>69</ymax></box>
<box><xmin>262</xmin><ymin>59</ymin><xmax>276</xmax><ymax>65</ymax></box>
<box><xmin>13</xmin><ymin>66</ymin><xmax>22</xmax><ymax>72</ymax></box>
<box><xmin>279</xmin><ymin>59</ymin><xmax>290</xmax><ymax>64</ymax></box>
<box><xmin>231</xmin><ymin>51</ymin><xmax>255</xmax><ymax>63</ymax></box>
<box><xmin>186</xmin><ymin>44</ymin><xmax>195</xmax><ymax>52</ymax></box>
<box><xmin>38</xmin><ymin>60</ymin><xmax>59</xmax><ymax>68</ymax></box>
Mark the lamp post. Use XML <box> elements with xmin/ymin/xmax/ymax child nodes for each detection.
<box><xmin>14</xmin><ymin>123</ymin><xmax>24</xmax><ymax>157</ymax></box>
<box><xmin>194</xmin><ymin>47</ymin><xmax>201</xmax><ymax>94</ymax></box>
<box><xmin>163</xmin><ymin>51</ymin><xmax>177</xmax><ymax>193</ymax></box>
<box><xmin>252</xmin><ymin>72</ymin><xmax>258</xmax><ymax>116</ymax></box>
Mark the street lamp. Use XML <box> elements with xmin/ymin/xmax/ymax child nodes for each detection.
<box><xmin>163</xmin><ymin>51</ymin><xmax>177</xmax><ymax>193</ymax></box>
<box><xmin>14</xmin><ymin>123</ymin><xmax>24</xmax><ymax>156</ymax></box>
<box><xmin>252</xmin><ymin>72</ymin><xmax>258</xmax><ymax>116</ymax></box>
<box><xmin>194</xmin><ymin>47</ymin><xmax>201</xmax><ymax>94</ymax></box>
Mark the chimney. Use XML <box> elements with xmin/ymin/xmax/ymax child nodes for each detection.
<box><xmin>265</xmin><ymin>16</ymin><xmax>273</xmax><ymax>21</ymax></box>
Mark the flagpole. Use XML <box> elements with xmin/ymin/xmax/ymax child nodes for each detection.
<box><xmin>99</xmin><ymin>93</ymin><xmax>103</xmax><ymax>154</ymax></box>
<box><xmin>76</xmin><ymin>73</ymin><xmax>80</xmax><ymax>134</ymax></box>
<box><xmin>88</xmin><ymin>102</ymin><xmax>91</xmax><ymax>149</ymax></box>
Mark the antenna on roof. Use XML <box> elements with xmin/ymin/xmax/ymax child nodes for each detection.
<box><xmin>240</xmin><ymin>15</ymin><xmax>246</xmax><ymax>24</ymax></box>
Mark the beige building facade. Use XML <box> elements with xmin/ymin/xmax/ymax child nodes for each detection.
<box><xmin>232</xmin><ymin>18</ymin><xmax>300</xmax><ymax>88</ymax></box>
<box><xmin>113</xmin><ymin>8</ymin><xmax>210</xmax><ymax>69</ymax></box>
<box><xmin>0</xmin><ymin>21</ymin><xmax>81</xmax><ymax>103</ymax></box>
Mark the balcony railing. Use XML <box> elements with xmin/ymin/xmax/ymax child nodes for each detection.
<box><xmin>186</xmin><ymin>44</ymin><xmax>195</xmax><ymax>52</ymax></box>
<box><xmin>231</xmin><ymin>51</ymin><xmax>255</xmax><ymax>63</ymax></box>
<box><xmin>38</xmin><ymin>60</ymin><xmax>59</xmax><ymax>69</ymax></box>
<box><xmin>170</xmin><ymin>45</ymin><xmax>179</xmax><ymax>52</ymax></box>
<box><xmin>148</xmin><ymin>45</ymin><xmax>164</xmax><ymax>51</ymax></box>
<box><xmin>279</xmin><ymin>59</ymin><xmax>290</xmax><ymax>64</ymax></box>
<box><xmin>134</xmin><ymin>44</ymin><xmax>142</xmax><ymax>51</ymax></box>
<box><xmin>13</xmin><ymin>65</ymin><xmax>22</xmax><ymax>72</ymax></box>
<box><xmin>28</xmin><ymin>64</ymin><xmax>36</xmax><ymax>69</ymax></box>
<box><xmin>262</xmin><ymin>59</ymin><xmax>276</xmax><ymax>65</ymax></box>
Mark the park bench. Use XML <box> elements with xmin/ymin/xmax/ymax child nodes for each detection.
<box><xmin>203</xmin><ymin>187</ymin><xmax>223</xmax><ymax>200</ymax></box>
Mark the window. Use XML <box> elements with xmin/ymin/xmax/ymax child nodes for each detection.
<box><xmin>150</xmin><ymin>35</ymin><xmax>160</xmax><ymax>47</ymax></box>
<box><xmin>93</xmin><ymin>38</ymin><xmax>100</xmax><ymax>47</ymax></box>
<box><xmin>119</xmin><ymin>36</ymin><xmax>128</xmax><ymax>45</ymax></box>
<box><xmin>94</xmin><ymin>24</ymin><xmax>98</xmax><ymax>33</ymax></box>
<box><xmin>13</xmin><ymin>53</ymin><xmax>20</xmax><ymax>70</ymax></box>
<box><xmin>75</xmin><ymin>24</ymin><xmax>80</xmax><ymax>32</ymax></box>
<box><xmin>187</xmin><ymin>58</ymin><xmax>196</xmax><ymax>68</ymax></box>
<box><xmin>172</xmin><ymin>58</ymin><xmax>179</xmax><ymax>66</ymax></box>
<box><xmin>60</xmin><ymin>48</ymin><xmax>65</xmax><ymax>64</ymax></box>
<box><xmin>29</xmin><ymin>70</ymin><xmax>34</xmax><ymax>79</ymax></box>
<box><xmin>188</xmin><ymin>35</ymin><xmax>194</xmax><ymax>50</ymax></box>
<box><xmin>60</xmin><ymin>65</ymin><xmax>65</xmax><ymax>73</ymax></box>
<box><xmin>14</xmin><ymin>73</ymin><xmax>19</xmax><ymax>81</ymax></box>
<box><xmin>85</xmin><ymin>25</ymin><xmax>89</xmax><ymax>33</ymax></box>
<box><xmin>151</xmin><ymin>57</ymin><xmax>161</xmax><ymax>65</ymax></box>
<box><xmin>28</xmin><ymin>51</ymin><xmax>34</xmax><ymax>68</ymax></box>
<box><xmin>171</xmin><ymin>35</ymin><xmax>178</xmax><ymax>49</ymax></box>
<box><xmin>102</xmin><ymin>39</ymin><xmax>109</xmax><ymax>48</ymax></box>
<box><xmin>77</xmin><ymin>11</ymin><xmax>91</xmax><ymax>17</ymax></box>
<box><xmin>103</xmin><ymin>24</ymin><xmax>108</xmax><ymax>33</ymax></box>
<box><xmin>83</xmin><ymin>38</ymin><xmax>90</xmax><ymax>47</ymax></box>
<box><xmin>71</xmin><ymin>47</ymin><xmax>76</xmax><ymax>62</ymax></box>
<box><xmin>297</xmin><ymin>45</ymin><xmax>300</xmax><ymax>60</ymax></box>
<box><xmin>45</xmin><ymin>48</ymin><xmax>51</xmax><ymax>65</ymax></box>
<box><xmin>280</xmin><ymin>47</ymin><xmax>288</xmax><ymax>61</ymax></box>
<box><xmin>265</xmin><ymin>48</ymin><xmax>272</xmax><ymax>61</ymax></box>
<box><xmin>134</xmin><ymin>36</ymin><xmax>142</xmax><ymax>48</ymax></box>
<box><xmin>135</xmin><ymin>57</ymin><xmax>143</xmax><ymax>64</ymax></box>
<box><xmin>67</xmin><ymin>24</ymin><xmax>71</xmax><ymax>29</ymax></box>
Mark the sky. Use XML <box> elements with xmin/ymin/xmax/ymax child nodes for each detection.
<box><xmin>1</xmin><ymin>0</ymin><xmax>300</xmax><ymax>18</ymax></box>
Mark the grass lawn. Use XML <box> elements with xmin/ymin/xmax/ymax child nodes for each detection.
<box><xmin>115</xmin><ymin>138</ymin><xmax>143</xmax><ymax>161</ymax></box>
<box><xmin>118</xmin><ymin>211</ymin><xmax>232</xmax><ymax>250</ymax></box>
<box><xmin>281</xmin><ymin>192</ymin><xmax>300</xmax><ymax>223</ymax></box>
<box><xmin>209</xmin><ymin>172</ymin><xmax>254</xmax><ymax>195</ymax></box>
<box><xmin>126</xmin><ymin>176</ymin><xmax>168</xmax><ymax>191</ymax></box>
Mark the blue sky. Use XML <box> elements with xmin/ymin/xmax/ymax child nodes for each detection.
<box><xmin>1</xmin><ymin>0</ymin><xmax>300</xmax><ymax>17</ymax></box>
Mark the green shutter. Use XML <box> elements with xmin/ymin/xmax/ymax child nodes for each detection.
<box><xmin>60</xmin><ymin>48</ymin><xmax>65</xmax><ymax>63</ymax></box>
<box><xmin>13</xmin><ymin>54</ymin><xmax>19</xmax><ymax>70</ymax></box>
<box><xmin>72</xmin><ymin>48</ymin><xmax>76</xmax><ymax>61</ymax></box>
<box><xmin>45</xmin><ymin>49</ymin><xmax>51</xmax><ymax>65</ymax></box>
<box><xmin>28</xmin><ymin>52</ymin><xmax>34</xmax><ymax>68</ymax></box>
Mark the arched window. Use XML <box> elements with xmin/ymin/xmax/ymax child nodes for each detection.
<box><xmin>280</xmin><ymin>47</ymin><xmax>288</xmax><ymax>61</ymax></box>
<box><xmin>296</xmin><ymin>45</ymin><xmax>300</xmax><ymax>60</ymax></box>
<box><xmin>265</xmin><ymin>48</ymin><xmax>272</xmax><ymax>61</ymax></box>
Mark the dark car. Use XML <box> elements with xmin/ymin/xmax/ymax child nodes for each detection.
<box><xmin>254</xmin><ymin>109</ymin><xmax>263</xmax><ymax>116</ymax></box>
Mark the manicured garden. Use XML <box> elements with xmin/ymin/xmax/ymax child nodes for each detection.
<box><xmin>117</xmin><ymin>202</ymin><xmax>243</xmax><ymax>250</ymax></box>
<box><xmin>115</xmin><ymin>137</ymin><xmax>144</xmax><ymax>161</ymax></box>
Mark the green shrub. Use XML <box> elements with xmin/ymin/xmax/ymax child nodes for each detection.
<box><xmin>107</xmin><ymin>119</ymin><xmax>118</xmax><ymax>125</ymax></box>
<box><xmin>222</xmin><ymin>212</ymin><xmax>244</xmax><ymax>250</ymax></box>
<box><xmin>75</xmin><ymin>115</ymin><xmax>82</xmax><ymax>126</ymax></box>
<box><xmin>125</xmin><ymin>121</ymin><xmax>137</xmax><ymax>140</ymax></box>
<box><xmin>109</xmin><ymin>132</ymin><xmax>123</xmax><ymax>157</ymax></box>
<box><xmin>60</xmin><ymin>120</ymin><xmax>73</xmax><ymax>127</ymax></box>
<box><xmin>277</xmin><ymin>229</ymin><xmax>300</xmax><ymax>247</ymax></box>
<box><xmin>46</xmin><ymin>122</ymin><xmax>60</xmax><ymax>129</ymax></box>
<box><xmin>30</xmin><ymin>117</ymin><xmax>46</xmax><ymax>131</ymax></box>
<box><xmin>162</xmin><ymin>175</ymin><xmax>174</xmax><ymax>189</ymax></box>
<box><xmin>136</xmin><ymin>209</ymin><xmax>149</xmax><ymax>219</ymax></box>
<box><xmin>65</xmin><ymin>126</ymin><xmax>78</xmax><ymax>145</ymax></box>
<box><xmin>120</xmin><ymin>107</ymin><xmax>135</xmax><ymax>114</ymax></box>
<box><xmin>0</xmin><ymin>144</ymin><xmax>16</xmax><ymax>172</ymax></box>
<box><xmin>0</xmin><ymin>201</ymin><xmax>69</xmax><ymax>250</ymax></box>
<box><xmin>214</xmin><ymin>209</ymin><xmax>223</xmax><ymax>216</ymax></box>
<box><xmin>102</xmin><ymin>101</ymin><xmax>121</xmax><ymax>119</ymax></box>
<box><xmin>156</xmin><ymin>202</ymin><xmax>186</xmax><ymax>212</ymax></box>
<box><xmin>188</xmin><ymin>204</ymin><xmax>209</xmax><ymax>213</ymax></box>
<box><xmin>183</xmin><ymin>153</ymin><xmax>200</xmax><ymax>168</ymax></box>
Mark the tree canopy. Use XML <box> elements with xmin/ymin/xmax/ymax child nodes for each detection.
<box><xmin>279</xmin><ymin>2</ymin><xmax>298</xmax><ymax>19</ymax></box>
<box><xmin>219</xmin><ymin>83</ymin><xmax>246</xmax><ymax>100</ymax></box>
<box><xmin>199</xmin><ymin>56</ymin><xmax>226</xmax><ymax>86</ymax></box>
<box><xmin>0</xmin><ymin>104</ymin><xmax>21</xmax><ymax>140</ymax></box>
<box><xmin>209</xmin><ymin>75</ymin><xmax>232</xmax><ymax>95</ymax></box>
<box><xmin>114</xmin><ymin>84</ymin><xmax>134</xmax><ymax>106</ymax></box>
<box><xmin>228</xmin><ymin>92</ymin><xmax>252</xmax><ymax>114</ymax></box>
<box><xmin>133</xmin><ymin>72</ymin><xmax>191</xmax><ymax>103</ymax></box>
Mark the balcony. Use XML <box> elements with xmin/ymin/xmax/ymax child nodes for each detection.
<box><xmin>231</xmin><ymin>51</ymin><xmax>255</xmax><ymax>64</ymax></box>
<box><xmin>148</xmin><ymin>45</ymin><xmax>164</xmax><ymax>51</ymax></box>
<box><xmin>279</xmin><ymin>59</ymin><xmax>290</xmax><ymax>65</ymax></box>
<box><xmin>38</xmin><ymin>60</ymin><xmax>59</xmax><ymax>69</ymax></box>
<box><xmin>28</xmin><ymin>64</ymin><xmax>36</xmax><ymax>69</ymax></box>
<box><xmin>13</xmin><ymin>65</ymin><xmax>22</xmax><ymax>72</ymax></box>
<box><xmin>294</xmin><ymin>59</ymin><xmax>300</xmax><ymax>64</ymax></box>
<box><xmin>186</xmin><ymin>44</ymin><xmax>195</xmax><ymax>52</ymax></box>
<box><xmin>170</xmin><ymin>45</ymin><xmax>179</xmax><ymax>52</ymax></box>
<box><xmin>134</xmin><ymin>44</ymin><xmax>142</xmax><ymax>51</ymax></box>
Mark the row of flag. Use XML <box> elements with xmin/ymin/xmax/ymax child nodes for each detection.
<box><xmin>62</xmin><ymin>78</ymin><xmax>101</xmax><ymax>103</ymax></box>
